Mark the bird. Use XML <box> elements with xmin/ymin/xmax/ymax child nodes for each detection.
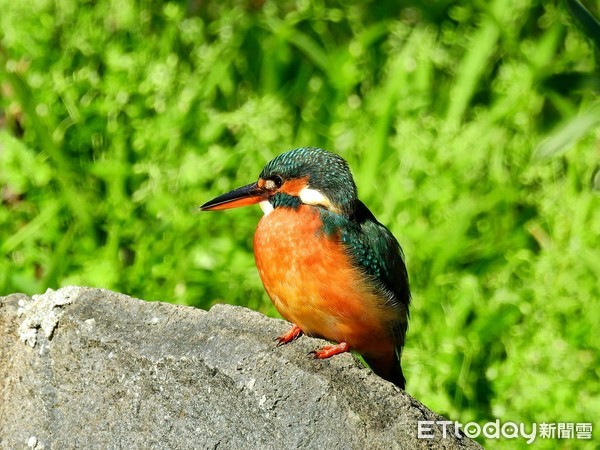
<box><xmin>200</xmin><ymin>147</ymin><xmax>411</xmax><ymax>389</ymax></box>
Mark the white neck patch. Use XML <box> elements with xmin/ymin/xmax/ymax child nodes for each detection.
<box><xmin>299</xmin><ymin>187</ymin><xmax>336</xmax><ymax>211</ymax></box>
<box><xmin>259</xmin><ymin>200</ymin><xmax>274</xmax><ymax>216</ymax></box>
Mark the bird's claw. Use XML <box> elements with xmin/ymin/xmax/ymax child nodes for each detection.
<box><xmin>309</xmin><ymin>342</ymin><xmax>350</xmax><ymax>359</ymax></box>
<box><xmin>274</xmin><ymin>325</ymin><xmax>303</xmax><ymax>347</ymax></box>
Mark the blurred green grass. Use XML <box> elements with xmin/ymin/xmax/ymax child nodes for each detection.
<box><xmin>1</xmin><ymin>0</ymin><xmax>599</xmax><ymax>447</ymax></box>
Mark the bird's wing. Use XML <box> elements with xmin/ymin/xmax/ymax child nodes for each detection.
<box><xmin>319</xmin><ymin>201</ymin><xmax>411</xmax><ymax>343</ymax></box>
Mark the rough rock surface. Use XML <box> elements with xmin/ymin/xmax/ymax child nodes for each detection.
<box><xmin>0</xmin><ymin>286</ymin><xmax>480</xmax><ymax>449</ymax></box>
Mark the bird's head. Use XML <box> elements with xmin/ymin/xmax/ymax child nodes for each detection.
<box><xmin>200</xmin><ymin>147</ymin><xmax>358</xmax><ymax>217</ymax></box>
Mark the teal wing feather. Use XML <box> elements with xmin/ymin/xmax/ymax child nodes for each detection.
<box><xmin>319</xmin><ymin>201</ymin><xmax>411</xmax><ymax>343</ymax></box>
<box><xmin>318</xmin><ymin>201</ymin><xmax>410</xmax><ymax>389</ymax></box>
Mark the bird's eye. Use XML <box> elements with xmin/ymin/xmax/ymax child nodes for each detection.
<box><xmin>272</xmin><ymin>175</ymin><xmax>283</xmax><ymax>188</ymax></box>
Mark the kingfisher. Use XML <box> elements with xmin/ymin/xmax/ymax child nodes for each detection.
<box><xmin>200</xmin><ymin>147</ymin><xmax>410</xmax><ymax>389</ymax></box>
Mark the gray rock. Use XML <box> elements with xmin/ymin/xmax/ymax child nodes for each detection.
<box><xmin>0</xmin><ymin>286</ymin><xmax>481</xmax><ymax>449</ymax></box>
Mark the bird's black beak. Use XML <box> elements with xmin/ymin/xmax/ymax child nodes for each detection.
<box><xmin>199</xmin><ymin>182</ymin><xmax>267</xmax><ymax>211</ymax></box>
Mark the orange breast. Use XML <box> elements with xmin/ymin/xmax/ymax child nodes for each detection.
<box><xmin>253</xmin><ymin>205</ymin><xmax>396</xmax><ymax>357</ymax></box>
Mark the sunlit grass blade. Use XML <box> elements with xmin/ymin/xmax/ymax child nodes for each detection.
<box><xmin>533</xmin><ymin>103</ymin><xmax>600</xmax><ymax>160</ymax></box>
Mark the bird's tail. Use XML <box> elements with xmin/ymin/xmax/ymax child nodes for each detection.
<box><xmin>363</xmin><ymin>350</ymin><xmax>406</xmax><ymax>390</ymax></box>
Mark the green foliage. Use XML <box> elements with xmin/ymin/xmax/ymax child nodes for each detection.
<box><xmin>1</xmin><ymin>0</ymin><xmax>599</xmax><ymax>447</ymax></box>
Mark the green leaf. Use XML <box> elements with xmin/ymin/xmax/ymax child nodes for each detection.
<box><xmin>534</xmin><ymin>103</ymin><xmax>600</xmax><ymax>160</ymax></box>
<box><xmin>566</xmin><ymin>0</ymin><xmax>600</xmax><ymax>51</ymax></box>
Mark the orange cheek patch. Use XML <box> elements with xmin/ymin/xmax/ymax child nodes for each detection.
<box><xmin>281</xmin><ymin>177</ymin><xmax>309</xmax><ymax>196</ymax></box>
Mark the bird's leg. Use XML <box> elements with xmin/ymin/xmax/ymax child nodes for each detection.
<box><xmin>275</xmin><ymin>324</ymin><xmax>303</xmax><ymax>347</ymax></box>
<box><xmin>310</xmin><ymin>342</ymin><xmax>350</xmax><ymax>359</ymax></box>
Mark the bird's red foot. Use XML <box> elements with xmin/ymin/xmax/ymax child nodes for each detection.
<box><xmin>275</xmin><ymin>325</ymin><xmax>303</xmax><ymax>347</ymax></box>
<box><xmin>310</xmin><ymin>342</ymin><xmax>350</xmax><ymax>359</ymax></box>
